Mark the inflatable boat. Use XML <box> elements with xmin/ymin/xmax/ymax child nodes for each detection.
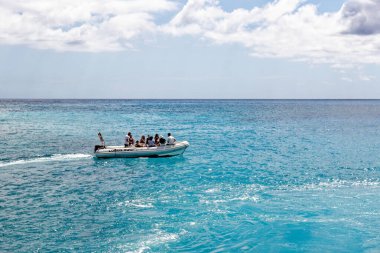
<box><xmin>94</xmin><ymin>141</ymin><xmax>190</xmax><ymax>158</ymax></box>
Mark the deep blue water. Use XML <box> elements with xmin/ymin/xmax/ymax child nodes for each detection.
<box><xmin>1</xmin><ymin>99</ymin><xmax>380</xmax><ymax>252</ymax></box>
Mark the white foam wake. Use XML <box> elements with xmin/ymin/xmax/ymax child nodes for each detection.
<box><xmin>0</xmin><ymin>154</ymin><xmax>92</xmax><ymax>168</ymax></box>
<box><xmin>276</xmin><ymin>179</ymin><xmax>380</xmax><ymax>192</ymax></box>
<box><xmin>121</xmin><ymin>229</ymin><xmax>180</xmax><ymax>253</ymax></box>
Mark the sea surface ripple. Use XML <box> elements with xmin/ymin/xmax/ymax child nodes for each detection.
<box><xmin>1</xmin><ymin>99</ymin><xmax>380</xmax><ymax>252</ymax></box>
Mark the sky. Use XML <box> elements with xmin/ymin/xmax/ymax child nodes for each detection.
<box><xmin>0</xmin><ymin>0</ymin><xmax>380</xmax><ymax>99</ymax></box>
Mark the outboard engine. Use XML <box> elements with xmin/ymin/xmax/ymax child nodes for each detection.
<box><xmin>94</xmin><ymin>145</ymin><xmax>105</xmax><ymax>152</ymax></box>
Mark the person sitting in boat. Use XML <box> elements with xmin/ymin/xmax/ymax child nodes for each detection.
<box><xmin>139</xmin><ymin>135</ymin><xmax>146</xmax><ymax>147</ymax></box>
<box><xmin>154</xmin><ymin>134</ymin><xmax>160</xmax><ymax>146</ymax></box>
<box><xmin>124</xmin><ymin>133</ymin><xmax>130</xmax><ymax>147</ymax></box>
<box><xmin>147</xmin><ymin>136</ymin><xmax>156</xmax><ymax>147</ymax></box>
<box><xmin>146</xmin><ymin>135</ymin><xmax>150</xmax><ymax>145</ymax></box>
<box><xmin>159</xmin><ymin>135</ymin><xmax>166</xmax><ymax>145</ymax></box>
<box><xmin>135</xmin><ymin>140</ymin><xmax>144</xmax><ymax>147</ymax></box>
<box><xmin>129</xmin><ymin>133</ymin><xmax>135</xmax><ymax>146</ymax></box>
<box><xmin>167</xmin><ymin>133</ymin><xmax>176</xmax><ymax>145</ymax></box>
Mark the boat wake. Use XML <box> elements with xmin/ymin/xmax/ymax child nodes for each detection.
<box><xmin>282</xmin><ymin>179</ymin><xmax>380</xmax><ymax>191</ymax></box>
<box><xmin>0</xmin><ymin>154</ymin><xmax>92</xmax><ymax>168</ymax></box>
<box><xmin>118</xmin><ymin>229</ymin><xmax>180</xmax><ymax>253</ymax></box>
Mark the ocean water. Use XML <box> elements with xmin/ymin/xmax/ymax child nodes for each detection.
<box><xmin>1</xmin><ymin>99</ymin><xmax>380</xmax><ymax>252</ymax></box>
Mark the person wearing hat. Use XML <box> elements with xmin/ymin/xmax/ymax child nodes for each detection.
<box><xmin>159</xmin><ymin>135</ymin><xmax>166</xmax><ymax>145</ymax></box>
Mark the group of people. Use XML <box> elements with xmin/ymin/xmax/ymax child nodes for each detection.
<box><xmin>124</xmin><ymin>132</ymin><xmax>176</xmax><ymax>148</ymax></box>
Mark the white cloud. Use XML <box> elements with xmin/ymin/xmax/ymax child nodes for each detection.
<box><xmin>163</xmin><ymin>0</ymin><xmax>380</xmax><ymax>66</ymax></box>
<box><xmin>0</xmin><ymin>0</ymin><xmax>177</xmax><ymax>51</ymax></box>
<box><xmin>0</xmin><ymin>0</ymin><xmax>380</xmax><ymax>67</ymax></box>
<box><xmin>358</xmin><ymin>73</ymin><xmax>375</xmax><ymax>81</ymax></box>
<box><xmin>341</xmin><ymin>76</ymin><xmax>353</xmax><ymax>82</ymax></box>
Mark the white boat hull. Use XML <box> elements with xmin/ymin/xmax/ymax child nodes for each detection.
<box><xmin>94</xmin><ymin>141</ymin><xmax>189</xmax><ymax>158</ymax></box>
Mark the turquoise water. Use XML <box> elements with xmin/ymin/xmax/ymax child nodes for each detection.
<box><xmin>1</xmin><ymin>99</ymin><xmax>380</xmax><ymax>252</ymax></box>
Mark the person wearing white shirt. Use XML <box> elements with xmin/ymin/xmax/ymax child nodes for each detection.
<box><xmin>124</xmin><ymin>133</ymin><xmax>130</xmax><ymax>147</ymax></box>
<box><xmin>167</xmin><ymin>133</ymin><xmax>176</xmax><ymax>145</ymax></box>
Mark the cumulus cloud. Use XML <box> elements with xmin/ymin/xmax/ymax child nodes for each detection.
<box><xmin>0</xmin><ymin>0</ymin><xmax>177</xmax><ymax>51</ymax></box>
<box><xmin>162</xmin><ymin>0</ymin><xmax>380</xmax><ymax>66</ymax></box>
<box><xmin>341</xmin><ymin>0</ymin><xmax>380</xmax><ymax>35</ymax></box>
<box><xmin>0</xmin><ymin>0</ymin><xmax>380</xmax><ymax>67</ymax></box>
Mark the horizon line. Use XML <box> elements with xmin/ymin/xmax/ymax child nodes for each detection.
<box><xmin>2</xmin><ymin>98</ymin><xmax>380</xmax><ymax>100</ymax></box>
